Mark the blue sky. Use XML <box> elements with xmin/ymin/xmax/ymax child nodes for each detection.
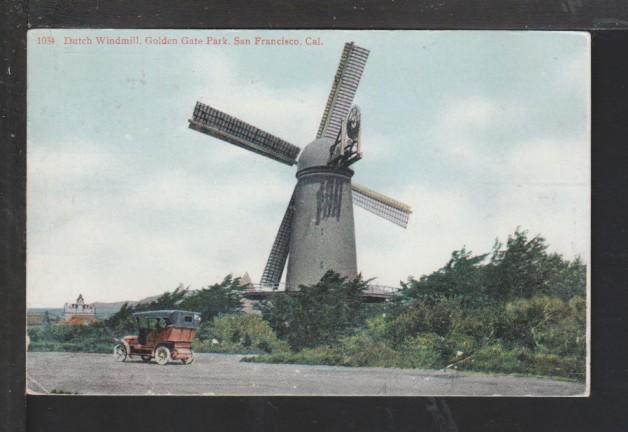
<box><xmin>27</xmin><ymin>30</ymin><xmax>590</xmax><ymax>307</ymax></box>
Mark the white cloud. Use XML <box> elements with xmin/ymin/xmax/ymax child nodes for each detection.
<box><xmin>433</xmin><ymin>95</ymin><xmax>529</xmax><ymax>166</ymax></box>
<box><xmin>505</xmin><ymin>137</ymin><xmax>589</xmax><ymax>186</ymax></box>
<box><xmin>440</xmin><ymin>96</ymin><xmax>499</xmax><ymax>130</ymax></box>
<box><xmin>185</xmin><ymin>51</ymin><xmax>325</xmax><ymax>145</ymax></box>
<box><xmin>434</xmin><ymin>96</ymin><xmax>499</xmax><ymax>165</ymax></box>
<box><xmin>128</xmin><ymin>168</ymin><xmax>293</xmax><ymax>212</ymax></box>
<box><xmin>28</xmin><ymin>142</ymin><xmax>119</xmax><ymax>182</ymax></box>
<box><xmin>362</xmin><ymin>130</ymin><xmax>396</xmax><ymax>161</ymax></box>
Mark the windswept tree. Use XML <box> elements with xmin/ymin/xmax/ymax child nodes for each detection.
<box><xmin>397</xmin><ymin>229</ymin><xmax>586</xmax><ymax>306</ymax></box>
<box><xmin>396</xmin><ymin>247</ymin><xmax>488</xmax><ymax>307</ymax></box>
<box><xmin>260</xmin><ymin>271</ymin><xmax>369</xmax><ymax>351</ymax></box>
<box><xmin>484</xmin><ymin>230</ymin><xmax>585</xmax><ymax>301</ymax></box>
<box><xmin>180</xmin><ymin>275</ymin><xmax>244</xmax><ymax>322</ymax></box>
<box><xmin>105</xmin><ymin>302</ymin><xmax>136</xmax><ymax>334</ymax></box>
<box><xmin>104</xmin><ymin>283</ymin><xmax>194</xmax><ymax>334</ymax></box>
<box><xmin>106</xmin><ymin>277</ymin><xmax>245</xmax><ymax>333</ymax></box>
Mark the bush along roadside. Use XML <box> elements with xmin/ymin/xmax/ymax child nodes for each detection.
<box><xmin>27</xmin><ymin>322</ymin><xmax>116</xmax><ymax>353</ymax></box>
<box><xmin>192</xmin><ymin>314</ymin><xmax>289</xmax><ymax>355</ymax></box>
<box><xmin>243</xmin><ymin>294</ymin><xmax>585</xmax><ymax>382</ymax></box>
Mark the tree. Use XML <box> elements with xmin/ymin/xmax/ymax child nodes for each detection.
<box><xmin>260</xmin><ymin>271</ymin><xmax>369</xmax><ymax>351</ymax></box>
<box><xmin>396</xmin><ymin>228</ymin><xmax>587</xmax><ymax>308</ymax></box>
<box><xmin>105</xmin><ymin>302</ymin><xmax>135</xmax><ymax>333</ymax></box>
<box><xmin>105</xmin><ymin>284</ymin><xmax>189</xmax><ymax>333</ymax></box>
<box><xmin>105</xmin><ymin>276</ymin><xmax>245</xmax><ymax>334</ymax></box>
<box><xmin>42</xmin><ymin>310</ymin><xmax>51</xmax><ymax>329</ymax></box>
<box><xmin>484</xmin><ymin>229</ymin><xmax>586</xmax><ymax>301</ymax></box>
<box><xmin>397</xmin><ymin>247</ymin><xmax>488</xmax><ymax>307</ymax></box>
<box><xmin>180</xmin><ymin>274</ymin><xmax>244</xmax><ymax>322</ymax></box>
<box><xmin>135</xmin><ymin>284</ymin><xmax>189</xmax><ymax>311</ymax></box>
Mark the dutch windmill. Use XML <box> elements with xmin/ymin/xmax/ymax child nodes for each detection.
<box><xmin>188</xmin><ymin>42</ymin><xmax>412</xmax><ymax>290</ymax></box>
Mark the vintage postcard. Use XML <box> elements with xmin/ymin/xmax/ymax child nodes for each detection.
<box><xmin>26</xmin><ymin>29</ymin><xmax>590</xmax><ymax>396</ymax></box>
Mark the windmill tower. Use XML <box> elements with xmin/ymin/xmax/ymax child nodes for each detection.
<box><xmin>188</xmin><ymin>42</ymin><xmax>412</xmax><ymax>290</ymax></box>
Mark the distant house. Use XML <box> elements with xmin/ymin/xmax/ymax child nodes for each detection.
<box><xmin>64</xmin><ymin>294</ymin><xmax>97</xmax><ymax>325</ymax></box>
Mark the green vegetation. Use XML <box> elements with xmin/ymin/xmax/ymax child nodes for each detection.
<box><xmin>247</xmin><ymin>230</ymin><xmax>587</xmax><ymax>381</ymax></box>
<box><xmin>193</xmin><ymin>314</ymin><xmax>289</xmax><ymax>354</ymax></box>
<box><xmin>259</xmin><ymin>272</ymin><xmax>371</xmax><ymax>351</ymax></box>
<box><xmin>105</xmin><ymin>275</ymin><xmax>245</xmax><ymax>334</ymax></box>
<box><xmin>28</xmin><ymin>322</ymin><xmax>114</xmax><ymax>353</ymax></box>
<box><xmin>245</xmin><ymin>295</ymin><xmax>585</xmax><ymax>380</ymax></box>
<box><xmin>27</xmin><ymin>229</ymin><xmax>587</xmax><ymax>381</ymax></box>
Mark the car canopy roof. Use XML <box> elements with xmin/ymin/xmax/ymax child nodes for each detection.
<box><xmin>132</xmin><ymin>310</ymin><xmax>201</xmax><ymax>328</ymax></box>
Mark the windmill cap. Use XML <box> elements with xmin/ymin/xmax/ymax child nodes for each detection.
<box><xmin>297</xmin><ymin>137</ymin><xmax>336</xmax><ymax>172</ymax></box>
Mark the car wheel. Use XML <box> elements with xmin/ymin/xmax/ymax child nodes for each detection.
<box><xmin>113</xmin><ymin>344</ymin><xmax>127</xmax><ymax>362</ymax></box>
<box><xmin>154</xmin><ymin>346</ymin><xmax>170</xmax><ymax>366</ymax></box>
<box><xmin>181</xmin><ymin>351</ymin><xmax>194</xmax><ymax>365</ymax></box>
<box><xmin>141</xmin><ymin>355</ymin><xmax>151</xmax><ymax>363</ymax></box>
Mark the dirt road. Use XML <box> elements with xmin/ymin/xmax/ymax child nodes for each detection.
<box><xmin>27</xmin><ymin>352</ymin><xmax>586</xmax><ymax>396</ymax></box>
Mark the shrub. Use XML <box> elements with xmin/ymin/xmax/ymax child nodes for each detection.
<box><xmin>193</xmin><ymin>314</ymin><xmax>288</xmax><ymax>354</ymax></box>
<box><xmin>243</xmin><ymin>333</ymin><xmax>401</xmax><ymax>368</ymax></box>
<box><xmin>29</xmin><ymin>341</ymin><xmax>112</xmax><ymax>353</ymax></box>
<box><xmin>242</xmin><ymin>346</ymin><xmax>345</xmax><ymax>366</ymax></box>
<box><xmin>383</xmin><ymin>297</ymin><xmax>459</xmax><ymax>346</ymax></box>
<box><xmin>455</xmin><ymin>344</ymin><xmax>585</xmax><ymax>381</ymax></box>
<box><xmin>333</xmin><ymin>332</ymin><xmax>401</xmax><ymax>367</ymax></box>
<box><xmin>448</xmin><ymin>304</ymin><xmax>501</xmax><ymax>342</ymax></box>
<box><xmin>494</xmin><ymin>296</ymin><xmax>586</xmax><ymax>357</ymax></box>
<box><xmin>27</xmin><ymin>323</ymin><xmax>115</xmax><ymax>353</ymax></box>
<box><xmin>445</xmin><ymin>333</ymin><xmax>478</xmax><ymax>358</ymax></box>
<box><xmin>397</xmin><ymin>333</ymin><xmax>449</xmax><ymax>369</ymax></box>
<box><xmin>364</xmin><ymin>314</ymin><xmax>389</xmax><ymax>342</ymax></box>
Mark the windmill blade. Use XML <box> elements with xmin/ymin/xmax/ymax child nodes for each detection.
<box><xmin>260</xmin><ymin>192</ymin><xmax>296</xmax><ymax>288</ymax></box>
<box><xmin>317</xmin><ymin>42</ymin><xmax>370</xmax><ymax>140</ymax></box>
<box><xmin>189</xmin><ymin>102</ymin><xmax>301</xmax><ymax>166</ymax></box>
<box><xmin>351</xmin><ymin>182</ymin><xmax>412</xmax><ymax>228</ymax></box>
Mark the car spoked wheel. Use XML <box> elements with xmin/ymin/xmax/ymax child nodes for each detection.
<box><xmin>154</xmin><ymin>346</ymin><xmax>171</xmax><ymax>366</ymax></box>
<box><xmin>181</xmin><ymin>351</ymin><xmax>194</xmax><ymax>365</ymax></box>
<box><xmin>113</xmin><ymin>344</ymin><xmax>127</xmax><ymax>362</ymax></box>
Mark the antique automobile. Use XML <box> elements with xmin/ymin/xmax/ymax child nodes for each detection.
<box><xmin>113</xmin><ymin>310</ymin><xmax>201</xmax><ymax>365</ymax></box>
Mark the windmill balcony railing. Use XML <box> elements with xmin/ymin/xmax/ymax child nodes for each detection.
<box><xmin>246</xmin><ymin>283</ymin><xmax>286</xmax><ymax>291</ymax></box>
<box><xmin>242</xmin><ymin>282</ymin><xmax>400</xmax><ymax>299</ymax></box>
<box><xmin>363</xmin><ymin>284</ymin><xmax>401</xmax><ymax>297</ymax></box>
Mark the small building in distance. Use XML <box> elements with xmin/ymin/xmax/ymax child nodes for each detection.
<box><xmin>64</xmin><ymin>294</ymin><xmax>97</xmax><ymax>325</ymax></box>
